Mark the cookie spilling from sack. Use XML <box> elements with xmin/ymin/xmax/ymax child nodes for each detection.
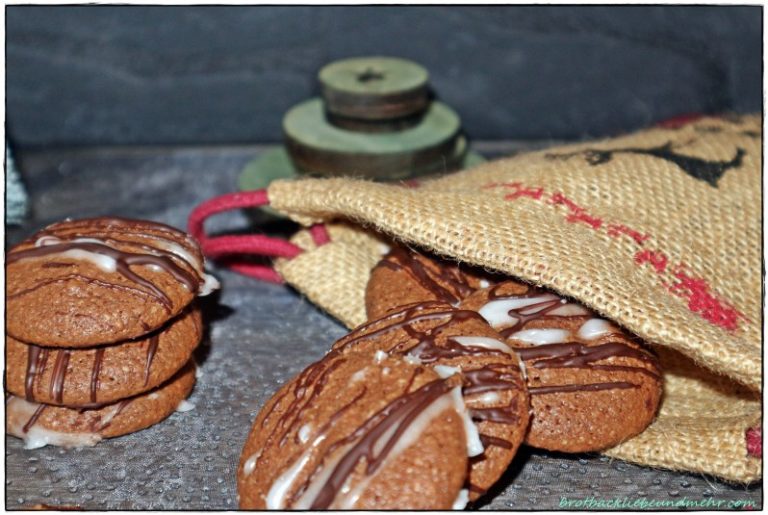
<box><xmin>460</xmin><ymin>279</ymin><xmax>663</xmax><ymax>453</ymax></box>
<box><xmin>5</xmin><ymin>217</ymin><xmax>217</xmax><ymax>448</ymax></box>
<box><xmin>331</xmin><ymin>301</ymin><xmax>529</xmax><ymax>500</ymax></box>
<box><xmin>6</xmin><ymin>217</ymin><xmax>218</xmax><ymax>346</ymax></box>
<box><xmin>238</xmin><ymin>350</ymin><xmax>470</xmax><ymax>510</ymax></box>
<box><xmin>365</xmin><ymin>246</ymin><xmax>499</xmax><ymax>319</ymax></box>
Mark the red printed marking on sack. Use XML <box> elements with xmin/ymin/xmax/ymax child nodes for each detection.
<box><xmin>549</xmin><ymin>192</ymin><xmax>604</xmax><ymax>229</ymax></box>
<box><xmin>668</xmin><ymin>265</ymin><xmax>746</xmax><ymax>331</ymax></box>
<box><xmin>484</xmin><ymin>181</ymin><xmax>544</xmax><ymax>199</ymax></box>
<box><xmin>634</xmin><ymin>250</ymin><xmax>668</xmax><ymax>273</ymax></box>
<box><xmin>608</xmin><ymin>224</ymin><xmax>650</xmax><ymax>245</ymax></box>
<box><xmin>483</xmin><ymin>180</ymin><xmax>746</xmax><ymax>331</ymax></box>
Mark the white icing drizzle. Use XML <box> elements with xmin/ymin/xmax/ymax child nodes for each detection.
<box><xmin>96</xmin><ymin>402</ymin><xmax>128</xmax><ymax>431</ymax></box>
<box><xmin>150</xmin><ymin>237</ymin><xmax>204</xmax><ymax>275</ymax></box>
<box><xmin>374</xmin><ymin>350</ymin><xmax>388</xmax><ymax>363</ymax></box>
<box><xmin>6</xmin><ymin>397</ymin><xmax>102</xmax><ymax>449</ymax></box>
<box><xmin>298</xmin><ymin>424</ymin><xmax>313</xmax><ymax>444</ymax></box>
<box><xmin>451</xmin><ymin>335</ymin><xmax>514</xmax><ymax>354</ymax></box>
<box><xmin>36</xmin><ymin>236</ymin><xmax>119</xmax><ymax>272</ymax></box>
<box><xmin>477</xmin><ymin>295</ymin><xmax>558</xmax><ymax>327</ymax></box>
<box><xmin>404</xmin><ymin>353</ymin><xmax>422</xmax><ymax>365</ymax></box>
<box><xmin>293</xmin><ymin>441</ymin><xmax>349</xmax><ymax>509</ymax></box>
<box><xmin>267</xmin><ymin>434</ymin><xmax>327</xmax><ymax>509</ymax></box>
<box><xmin>175</xmin><ymin>399</ymin><xmax>196</xmax><ymax>413</ymax></box>
<box><xmin>243</xmin><ymin>451</ymin><xmax>261</xmax><ymax>476</ymax></box>
<box><xmin>350</xmin><ymin>369</ymin><xmax>367</xmax><ymax>383</ymax></box>
<box><xmin>578</xmin><ymin>318</ymin><xmax>618</xmax><ymax>340</ymax></box>
<box><xmin>293</xmin><ymin>385</ymin><xmax>464</xmax><ymax>509</ymax></box>
<box><xmin>433</xmin><ymin>366</ymin><xmax>484</xmax><ymax>458</ymax></box>
<box><xmin>478</xmin><ymin>290</ymin><xmax>627</xmax><ymax>349</ymax></box>
<box><xmin>434</xmin><ymin>364</ymin><xmax>461</xmax><ymax>379</ymax></box>
<box><xmin>517</xmin><ymin>358</ymin><xmax>528</xmax><ymax>381</ymax></box>
<box><xmin>141</xmin><ymin>234</ymin><xmax>220</xmax><ymax>296</ymax></box>
<box><xmin>508</xmin><ymin>328</ymin><xmax>571</xmax><ymax>345</ymax></box>
<box><xmin>377</xmin><ymin>243</ymin><xmax>391</xmax><ymax>255</ymax></box>
<box><xmin>198</xmin><ymin>272</ymin><xmax>220</xmax><ymax>297</ymax></box>
<box><xmin>549</xmin><ymin>303</ymin><xmax>590</xmax><ymax>316</ymax></box>
<box><xmin>34</xmin><ymin>233</ymin><xmax>220</xmax><ymax>297</ymax></box>
<box><xmin>471</xmin><ymin>391</ymin><xmax>501</xmax><ymax>404</ymax></box>
<box><xmin>478</xmin><ymin>279</ymin><xmax>490</xmax><ymax>288</ymax></box>
<box><xmin>452</xmin><ymin>488</ymin><xmax>469</xmax><ymax>510</ymax></box>
<box><xmin>448</xmin><ymin>386</ymin><xmax>484</xmax><ymax>458</ymax></box>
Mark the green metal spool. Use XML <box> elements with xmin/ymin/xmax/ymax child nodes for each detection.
<box><xmin>238</xmin><ymin>55</ymin><xmax>486</xmax><ymax>216</ymax></box>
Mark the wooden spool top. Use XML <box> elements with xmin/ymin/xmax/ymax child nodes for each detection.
<box><xmin>319</xmin><ymin>56</ymin><xmax>430</xmax><ymax>120</ymax></box>
<box><xmin>283</xmin><ymin>98</ymin><xmax>459</xmax><ymax>156</ymax></box>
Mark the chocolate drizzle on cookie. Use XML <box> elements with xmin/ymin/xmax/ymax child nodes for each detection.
<box><xmin>144</xmin><ymin>335</ymin><xmax>160</xmax><ymax>386</ymax></box>
<box><xmin>528</xmin><ymin>382</ymin><xmax>638</xmax><ymax>395</ymax></box>
<box><xmin>90</xmin><ymin>348</ymin><xmax>105</xmax><ymax>403</ymax></box>
<box><xmin>7</xmin><ymin>240</ymin><xmax>198</xmax><ymax>310</ymax></box>
<box><xmin>335</xmin><ymin>302</ymin><xmax>526</xmax><ymax>462</ymax></box>
<box><xmin>259</xmin><ymin>350</ymin><xmax>349</xmax><ymax>448</ymax></box>
<box><xmin>25</xmin><ymin>346</ymin><xmax>49</xmax><ymax>401</ymax></box>
<box><xmin>22</xmin><ymin>404</ymin><xmax>48</xmax><ymax>433</ymax></box>
<box><xmin>94</xmin><ymin>399</ymin><xmax>133</xmax><ymax>432</ymax></box>
<box><xmin>24</xmin><ymin>347</ymin><xmax>73</xmax><ymax>405</ymax></box>
<box><xmin>306</xmin><ymin>376</ymin><xmax>458</xmax><ymax>509</ymax></box>
<box><xmin>380</xmin><ymin>248</ymin><xmax>477</xmax><ymax>305</ymax></box>
<box><xmin>49</xmin><ymin>350</ymin><xmax>72</xmax><ymax>404</ymax></box>
<box><xmin>479</xmin><ymin>284</ymin><xmax>661</xmax><ymax>394</ymax></box>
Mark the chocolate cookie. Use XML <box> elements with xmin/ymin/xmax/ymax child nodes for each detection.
<box><xmin>238</xmin><ymin>351</ymin><xmax>470</xmax><ymax>510</ymax></box>
<box><xmin>365</xmin><ymin>246</ymin><xmax>496</xmax><ymax>319</ymax></box>
<box><xmin>331</xmin><ymin>301</ymin><xmax>529</xmax><ymax>500</ymax></box>
<box><xmin>6</xmin><ymin>217</ymin><xmax>218</xmax><ymax>346</ymax></box>
<box><xmin>460</xmin><ymin>280</ymin><xmax>663</xmax><ymax>453</ymax></box>
<box><xmin>6</xmin><ymin>307</ymin><xmax>202</xmax><ymax>407</ymax></box>
<box><xmin>6</xmin><ymin>360</ymin><xmax>196</xmax><ymax>449</ymax></box>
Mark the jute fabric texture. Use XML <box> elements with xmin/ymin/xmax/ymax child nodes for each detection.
<box><xmin>270</xmin><ymin>115</ymin><xmax>761</xmax><ymax>483</ymax></box>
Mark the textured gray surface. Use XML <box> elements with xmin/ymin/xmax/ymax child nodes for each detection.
<box><xmin>5</xmin><ymin>145</ymin><xmax>763</xmax><ymax>510</ymax></box>
<box><xmin>6</xmin><ymin>5</ymin><xmax>762</xmax><ymax>146</ymax></box>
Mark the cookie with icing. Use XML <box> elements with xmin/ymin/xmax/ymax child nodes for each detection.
<box><xmin>6</xmin><ymin>307</ymin><xmax>202</xmax><ymax>407</ymax></box>
<box><xmin>6</xmin><ymin>360</ymin><xmax>196</xmax><ymax>449</ymax></box>
<box><xmin>238</xmin><ymin>351</ymin><xmax>470</xmax><ymax>510</ymax></box>
<box><xmin>331</xmin><ymin>301</ymin><xmax>529</xmax><ymax>501</ymax></box>
<box><xmin>460</xmin><ymin>280</ymin><xmax>663</xmax><ymax>453</ymax></box>
<box><xmin>365</xmin><ymin>246</ymin><xmax>497</xmax><ymax>319</ymax></box>
<box><xmin>6</xmin><ymin>217</ymin><xmax>218</xmax><ymax>347</ymax></box>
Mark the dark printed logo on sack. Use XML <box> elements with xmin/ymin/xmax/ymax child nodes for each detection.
<box><xmin>546</xmin><ymin>141</ymin><xmax>745</xmax><ymax>188</ymax></box>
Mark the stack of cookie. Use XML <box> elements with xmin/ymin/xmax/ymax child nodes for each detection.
<box><xmin>237</xmin><ymin>246</ymin><xmax>663</xmax><ymax>509</ymax></box>
<box><xmin>5</xmin><ymin>217</ymin><xmax>218</xmax><ymax>449</ymax></box>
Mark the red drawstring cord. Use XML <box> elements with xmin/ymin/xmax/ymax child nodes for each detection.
<box><xmin>309</xmin><ymin>223</ymin><xmax>331</xmax><ymax>246</ymax></box>
<box><xmin>188</xmin><ymin>189</ymin><xmax>328</xmax><ymax>283</ymax></box>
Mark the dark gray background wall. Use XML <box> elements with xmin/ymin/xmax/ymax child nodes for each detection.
<box><xmin>6</xmin><ymin>5</ymin><xmax>762</xmax><ymax>147</ymax></box>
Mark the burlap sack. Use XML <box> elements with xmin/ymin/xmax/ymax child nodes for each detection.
<box><xmin>228</xmin><ymin>115</ymin><xmax>763</xmax><ymax>483</ymax></box>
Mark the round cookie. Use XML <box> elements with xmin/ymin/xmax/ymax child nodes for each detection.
<box><xmin>331</xmin><ymin>301</ymin><xmax>530</xmax><ymax>501</ymax></box>
<box><xmin>6</xmin><ymin>217</ymin><xmax>218</xmax><ymax>347</ymax></box>
<box><xmin>460</xmin><ymin>280</ymin><xmax>663</xmax><ymax>453</ymax></box>
<box><xmin>7</xmin><ymin>360</ymin><xmax>196</xmax><ymax>449</ymax></box>
<box><xmin>365</xmin><ymin>246</ymin><xmax>497</xmax><ymax>319</ymax></box>
<box><xmin>6</xmin><ymin>307</ymin><xmax>202</xmax><ymax>407</ymax></box>
<box><xmin>238</xmin><ymin>351</ymin><xmax>469</xmax><ymax>510</ymax></box>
